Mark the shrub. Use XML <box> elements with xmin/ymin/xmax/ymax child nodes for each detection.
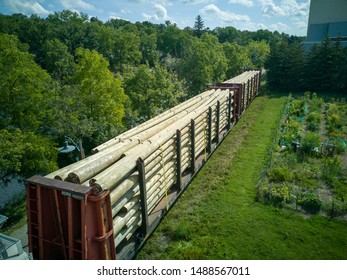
<box><xmin>306</xmin><ymin>112</ymin><xmax>321</xmax><ymax>131</ymax></box>
<box><xmin>298</xmin><ymin>192</ymin><xmax>322</xmax><ymax>214</ymax></box>
<box><xmin>267</xmin><ymin>166</ymin><xmax>294</xmax><ymax>182</ymax></box>
<box><xmin>269</xmin><ymin>184</ymin><xmax>293</xmax><ymax>207</ymax></box>
<box><xmin>300</xmin><ymin>132</ymin><xmax>322</xmax><ymax>156</ymax></box>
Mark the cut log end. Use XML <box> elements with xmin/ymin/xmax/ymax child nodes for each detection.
<box><xmin>89</xmin><ymin>179</ymin><xmax>103</xmax><ymax>193</ymax></box>
<box><xmin>65</xmin><ymin>173</ymin><xmax>81</xmax><ymax>184</ymax></box>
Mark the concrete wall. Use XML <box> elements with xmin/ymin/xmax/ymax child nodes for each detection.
<box><xmin>304</xmin><ymin>0</ymin><xmax>347</xmax><ymax>50</ymax></box>
<box><xmin>308</xmin><ymin>0</ymin><xmax>347</xmax><ymax>24</ymax></box>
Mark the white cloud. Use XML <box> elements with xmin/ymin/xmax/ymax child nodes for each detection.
<box><xmin>270</xmin><ymin>22</ymin><xmax>289</xmax><ymax>32</ymax></box>
<box><xmin>241</xmin><ymin>22</ymin><xmax>268</xmax><ymax>31</ymax></box>
<box><xmin>183</xmin><ymin>0</ymin><xmax>210</xmax><ymax>4</ymax></box>
<box><xmin>2</xmin><ymin>0</ymin><xmax>50</xmax><ymax>16</ymax></box>
<box><xmin>229</xmin><ymin>0</ymin><xmax>254</xmax><ymax>8</ymax></box>
<box><xmin>201</xmin><ymin>4</ymin><xmax>250</xmax><ymax>23</ymax></box>
<box><xmin>259</xmin><ymin>0</ymin><xmax>309</xmax><ymax>18</ymax></box>
<box><xmin>60</xmin><ymin>0</ymin><xmax>95</xmax><ymax>11</ymax></box>
<box><xmin>143</xmin><ymin>4</ymin><xmax>170</xmax><ymax>21</ymax></box>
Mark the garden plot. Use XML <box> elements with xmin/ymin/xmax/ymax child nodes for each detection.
<box><xmin>258</xmin><ymin>92</ymin><xmax>347</xmax><ymax>219</ymax></box>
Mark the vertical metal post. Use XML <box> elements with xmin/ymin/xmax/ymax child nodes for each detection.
<box><xmin>241</xmin><ymin>83</ymin><xmax>245</xmax><ymax>113</ymax></box>
<box><xmin>216</xmin><ymin>100</ymin><xmax>220</xmax><ymax>143</ymax></box>
<box><xmin>176</xmin><ymin>129</ymin><xmax>182</xmax><ymax>191</ymax></box>
<box><xmin>247</xmin><ymin>79</ymin><xmax>250</xmax><ymax>107</ymax></box>
<box><xmin>250</xmin><ymin>77</ymin><xmax>254</xmax><ymax>102</ymax></box>
<box><xmin>208</xmin><ymin>107</ymin><xmax>212</xmax><ymax>153</ymax></box>
<box><xmin>190</xmin><ymin>119</ymin><xmax>196</xmax><ymax>173</ymax></box>
<box><xmin>227</xmin><ymin>91</ymin><xmax>232</xmax><ymax>130</ymax></box>
<box><xmin>137</xmin><ymin>158</ymin><xmax>149</xmax><ymax>236</ymax></box>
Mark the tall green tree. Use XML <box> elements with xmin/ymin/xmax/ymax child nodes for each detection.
<box><xmin>194</xmin><ymin>15</ymin><xmax>205</xmax><ymax>38</ymax></box>
<box><xmin>0</xmin><ymin>33</ymin><xmax>52</xmax><ymax>131</ymax></box>
<box><xmin>246</xmin><ymin>40</ymin><xmax>270</xmax><ymax>69</ymax></box>
<box><xmin>46</xmin><ymin>10</ymin><xmax>88</xmax><ymax>53</ymax></box>
<box><xmin>179</xmin><ymin>34</ymin><xmax>228</xmax><ymax>95</ymax></box>
<box><xmin>223</xmin><ymin>42</ymin><xmax>252</xmax><ymax>78</ymax></box>
<box><xmin>67</xmin><ymin>48</ymin><xmax>127</xmax><ymax>146</ymax></box>
<box><xmin>112</xmin><ymin>25</ymin><xmax>142</xmax><ymax>71</ymax></box>
<box><xmin>265</xmin><ymin>41</ymin><xmax>290</xmax><ymax>90</ymax></box>
<box><xmin>0</xmin><ymin>129</ymin><xmax>58</xmax><ymax>183</ymax></box>
<box><xmin>0</xmin><ymin>34</ymin><xmax>58</xmax><ymax>182</ymax></box>
<box><xmin>42</xmin><ymin>38</ymin><xmax>76</xmax><ymax>82</ymax></box>
<box><xmin>123</xmin><ymin>64</ymin><xmax>186</xmax><ymax>124</ymax></box>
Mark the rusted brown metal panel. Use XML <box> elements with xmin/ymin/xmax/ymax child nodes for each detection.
<box><xmin>25</xmin><ymin>176</ymin><xmax>115</xmax><ymax>260</ymax></box>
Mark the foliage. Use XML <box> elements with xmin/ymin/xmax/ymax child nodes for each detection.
<box><xmin>0</xmin><ymin>129</ymin><xmax>58</xmax><ymax>183</ymax></box>
<box><xmin>267</xmin><ymin>166</ymin><xmax>294</xmax><ymax>183</ymax></box>
<box><xmin>223</xmin><ymin>42</ymin><xmax>252</xmax><ymax>77</ymax></box>
<box><xmin>67</xmin><ymin>48</ymin><xmax>127</xmax><ymax>146</ymax></box>
<box><xmin>193</xmin><ymin>15</ymin><xmax>205</xmax><ymax>38</ymax></box>
<box><xmin>123</xmin><ymin>64</ymin><xmax>186</xmax><ymax>124</ymax></box>
<box><xmin>306</xmin><ymin>112</ymin><xmax>321</xmax><ymax>131</ymax></box>
<box><xmin>41</xmin><ymin>38</ymin><xmax>76</xmax><ymax>82</ymax></box>
<box><xmin>298</xmin><ymin>191</ymin><xmax>322</xmax><ymax>214</ymax></box>
<box><xmin>280</xmin><ymin>119</ymin><xmax>302</xmax><ymax>145</ymax></box>
<box><xmin>0</xmin><ymin>33</ymin><xmax>52</xmax><ymax>132</ymax></box>
<box><xmin>246</xmin><ymin>40</ymin><xmax>270</xmax><ymax>69</ymax></box>
<box><xmin>266</xmin><ymin>37</ymin><xmax>347</xmax><ymax>92</ymax></box>
<box><xmin>300</xmin><ymin>132</ymin><xmax>322</xmax><ymax>156</ymax></box>
<box><xmin>0</xmin><ymin>194</ymin><xmax>26</xmax><ymax>233</ymax></box>
<box><xmin>179</xmin><ymin>33</ymin><xmax>227</xmax><ymax>95</ymax></box>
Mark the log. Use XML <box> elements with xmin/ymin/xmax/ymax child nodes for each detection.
<box><xmin>89</xmin><ymin>89</ymin><xmax>229</xmax><ymax>191</ymax></box>
<box><xmin>121</xmin><ymin>196</ymin><xmax>140</xmax><ymax>212</ymax></box>
<box><xmin>113</xmin><ymin>203</ymin><xmax>140</xmax><ymax>235</ymax></box>
<box><xmin>114</xmin><ymin>216</ymin><xmax>141</xmax><ymax>247</ymax></box>
<box><xmin>110</xmin><ymin>173</ymin><xmax>138</xmax><ymax>205</ymax></box>
<box><xmin>93</xmin><ymin>89</ymin><xmax>217</xmax><ymax>153</ymax></box>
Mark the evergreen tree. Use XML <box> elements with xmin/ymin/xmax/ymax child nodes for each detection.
<box><xmin>193</xmin><ymin>15</ymin><xmax>204</xmax><ymax>38</ymax></box>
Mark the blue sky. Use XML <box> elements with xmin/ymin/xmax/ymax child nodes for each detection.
<box><xmin>0</xmin><ymin>0</ymin><xmax>311</xmax><ymax>36</ymax></box>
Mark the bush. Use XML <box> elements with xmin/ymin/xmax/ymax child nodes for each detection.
<box><xmin>267</xmin><ymin>166</ymin><xmax>294</xmax><ymax>182</ymax></box>
<box><xmin>0</xmin><ymin>193</ymin><xmax>26</xmax><ymax>231</ymax></box>
<box><xmin>300</xmin><ymin>132</ymin><xmax>322</xmax><ymax>156</ymax></box>
<box><xmin>298</xmin><ymin>192</ymin><xmax>322</xmax><ymax>214</ymax></box>
<box><xmin>306</xmin><ymin>112</ymin><xmax>321</xmax><ymax>131</ymax></box>
<box><xmin>268</xmin><ymin>184</ymin><xmax>293</xmax><ymax>207</ymax></box>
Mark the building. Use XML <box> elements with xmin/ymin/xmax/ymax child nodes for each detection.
<box><xmin>304</xmin><ymin>0</ymin><xmax>347</xmax><ymax>50</ymax></box>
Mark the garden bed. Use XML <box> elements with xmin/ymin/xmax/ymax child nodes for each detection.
<box><xmin>258</xmin><ymin>92</ymin><xmax>347</xmax><ymax>219</ymax></box>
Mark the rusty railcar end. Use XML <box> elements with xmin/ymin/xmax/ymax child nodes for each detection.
<box><xmin>25</xmin><ymin>175</ymin><xmax>115</xmax><ymax>260</ymax></box>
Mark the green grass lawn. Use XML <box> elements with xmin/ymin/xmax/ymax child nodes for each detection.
<box><xmin>136</xmin><ymin>89</ymin><xmax>347</xmax><ymax>260</ymax></box>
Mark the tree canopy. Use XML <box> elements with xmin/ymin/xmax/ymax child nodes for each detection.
<box><xmin>0</xmin><ymin>10</ymin><xmax>316</xmax><ymax>183</ymax></box>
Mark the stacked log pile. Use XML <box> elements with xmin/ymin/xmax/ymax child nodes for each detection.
<box><xmin>45</xmin><ymin>70</ymin><xmax>260</xmax><ymax>251</ymax></box>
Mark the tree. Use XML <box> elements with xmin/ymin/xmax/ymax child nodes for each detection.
<box><xmin>123</xmin><ymin>64</ymin><xmax>186</xmax><ymax>124</ymax></box>
<box><xmin>265</xmin><ymin>41</ymin><xmax>290</xmax><ymax>90</ymax></box>
<box><xmin>194</xmin><ymin>15</ymin><xmax>205</xmax><ymax>38</ymax></box>
<box><xmin>223</xmin><ymin>42</ymin><xmax>252</xmax><ymax>78</ymax></box>
<box><xmin>179</xmin><ymin>34</ymin><xmax>228</xmax><ymax>95</ymax></box>
<box><xmin>0</xmin><ymin>129</ymin><xmax>58</xmax><ymax>184</ymax></box>
<box><xmin>139</xmin><ymin>28</ymin><xmax>159</xmax><ymax>66</ymax></box>
<box><xmin>157</xmin><ymin>23</ymin><xmax>190</xmax><ymax>58</ymax></box>
<box><xmin>0</xmin><ymin>33</ymin><xmax>52</xmax><ymax>131</ymax></box>
<box><xmin>0</xmin><ymin>34</ymin><xmax>58</xmax><ymax>182</ymax></box>
<box><xmin>42</xmin><ymin>38</ymin><xmax>76</xmax><ymax>82</ymax></box>
<box><xmin>112</xmin><ymin>25</ymin><xmax>142</xmax><ymax>71</ymax></box>
<box><xmin>67</xmin><ymin>48</ymin><xmax>127</xmax><ymax>146</ymax></box>
<box><xmin>246</xmin><ymin>40</ymin><xmax>270</xmax><ymax>69</ymax></box>
<box><xmin>46</xmin><ymin>10</ymin><xmax>88</xmax><ymax>53</ymax></box>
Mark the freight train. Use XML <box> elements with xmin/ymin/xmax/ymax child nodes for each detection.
<box><xmin>25</xmin><ymin>70</ymin><xmax>261</xmax><ymax>260</ymax></box>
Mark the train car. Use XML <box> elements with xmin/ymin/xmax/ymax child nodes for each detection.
<box><xmin>25</xmin><ymin>70</ymin><xmax>261</xmax><ymax>260</ymax></box>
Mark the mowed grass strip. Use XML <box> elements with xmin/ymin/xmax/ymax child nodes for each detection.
<box><xmin>136</xmin><ymin>91</ymin><xmax>347</xmax><ymax>260</ymax></box>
